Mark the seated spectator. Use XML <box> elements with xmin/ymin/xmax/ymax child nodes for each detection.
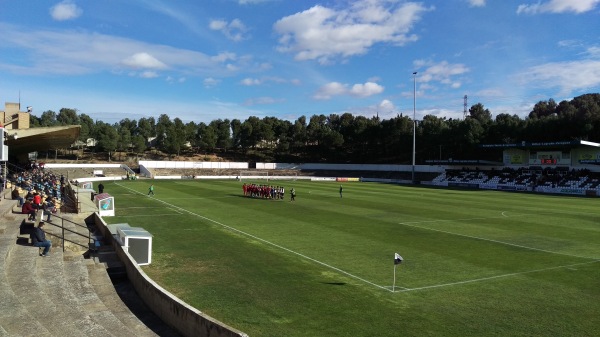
<box><xmin>31</xmin><ymin>222</ymin><xmax>51</xmax><ymax>257</ymax></box>
<box><xmin>42</xmin><ymin>197</ymin><xmax>56</xmax><ymax>222</ymax></box>
<box><xmin>11</xmin><ymin>187</ymin><xmax>24</xmax><ymax>206</ymax></box>
<box><xmin>22</xmin><ymin>200</ymin><xmax>37</xmax><ymax>221</ymax></box>
<box><xmin>33</xmin><ymin>192</ymin><xmax>42</xmax><ymax>209</ymax></box>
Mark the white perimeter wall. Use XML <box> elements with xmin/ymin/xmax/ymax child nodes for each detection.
<box><xmin>140</xmin><ymin>161</ymin><xmax>445</xmax><ymax>177</ymax></box>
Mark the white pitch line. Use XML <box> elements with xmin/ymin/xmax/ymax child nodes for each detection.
<box><xmin>399</xmin><ymin>260</ymin><xmax>599</xmax><ymax>292</ymax></box>
<box><xmin>115</xmin><ymin>183</ymin><xmax>393</xmax><ymax>292</ymax></box>
<box><xmin>398</xmin><ymin>221</ymin><xmax>596</xmax><ymax>260</ymax></box>
<box><xmin>118</xmin><ymin>206</ymin><xmax>158</xmax><ymax>210</ymax></box>
<box><xmin>118</xmin><ymin>214</ymin><xmax>183</xmax><ymax>218</ymax></box>
<box><xmin>169</xmin><ymin>207</ymin><xmax>183</xmax><ymax>214</ymax></box>
<box><xmin>400</xmin><ymin>213</ymin><xmax>520</xmax><ymax>226</ymax></box>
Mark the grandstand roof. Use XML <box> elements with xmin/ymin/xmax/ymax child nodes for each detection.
<box><xmin>425</xmin><ymin>159</ymin><xmax>502</xmax><ymax>165</ymax></box>
<box><xmin>3</xmin><ymin>125</ymin><xmax>80</xmax><ymax>154</ymax></box>
<box><xmin>479</xmin><ymin>140</ymin><xmax>600</xmax><ymax>149</ymax></box>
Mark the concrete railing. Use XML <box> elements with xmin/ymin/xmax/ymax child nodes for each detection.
<box><xmin>92</xmin><ymin>213</ymin><xmax>249</xmax><ymax>337</ymax></box>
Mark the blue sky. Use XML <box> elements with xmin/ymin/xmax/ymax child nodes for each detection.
<box><xmin>0</xmin><ymin>0</ymin><xmax>599</xmax><ymax>124</ymax></box>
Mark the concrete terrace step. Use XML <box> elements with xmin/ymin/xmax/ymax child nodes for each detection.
<box><xmin>37</xmin><ymin>251</ymin><xmax>114</xmax><ymax>337</ymax></box>
<box><xmin>62</xmin><ymin>254</ymin><xmax>147</xmax><ymax>337</ymax></box>
<box><xmin>2</xmin><ymin>245</ymin><xmax>57</xmax><ymax>337</ymax></box>
<box><xmin>0</xmin><ymin>190</ymin><xmax>179</xmax><ymax>337</ymax></box>
<box><xmin>6</xmin><ymin>244</ymin><xmax>105</xmax><ymax>337</ymax></box>
<box><xmin>86</xmin><ymin>262</ymin><xmax>161</xmax><ymax>337</ymax></box>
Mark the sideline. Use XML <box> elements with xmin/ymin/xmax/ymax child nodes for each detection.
<box><xmin>114</xmin><ymin>182</ymin><xmax>398</xmax><ymax>292</ymax></box>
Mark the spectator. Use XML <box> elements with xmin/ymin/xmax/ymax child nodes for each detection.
<box><xmin>22</xmin><ymin>200</ymin><xmax>37</xmax><ymax>221</ymax></box>
<box><xmin>43</xmin><ymin>197</ymin><xmax>56</xmax><ymax>222</ymax></box>
<box><xmin>33</xmin><ymin>192</ymin><xmax>42</xmax><ymax>209</ymax></box>
<box><xmin>31</xmin><ymin>222</ymin><xmax>51</xmax><ymax>257</ymax></box>
<box><xmin>98</xmin><ymin>183</ymin><xmax>104</xmax><ymax>194</ymax></box>
<box><xmin>12</xmin><ymin>187</ymin><xmax>24</xmax><ymax>206</ymax></box>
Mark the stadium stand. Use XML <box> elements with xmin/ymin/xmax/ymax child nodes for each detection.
<box><xmin>0</xmin><ymin>177</ymin><xmax>181</xmax><ymax>336</ymax></box>
<box><xmin>432</xmin><ymin>167</ymin><xmax>600</xmax><ymax>195</ymax></box>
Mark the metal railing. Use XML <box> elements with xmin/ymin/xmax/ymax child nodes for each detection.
<box><xmin>43</xmin><ymin>214</ymin><xmax>94</xmax><ymax>252</ymax></box>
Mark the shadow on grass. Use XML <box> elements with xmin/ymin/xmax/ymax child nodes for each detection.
<box><xmin>322</xmin><ymin>282</ymin><xmax>346</xmax><ymax>286</ymax></box>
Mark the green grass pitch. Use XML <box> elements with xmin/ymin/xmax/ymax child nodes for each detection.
<box><xmin>102</xmin><ymin>179</ymin><xmax>600</xmax><ymax>337</ymax></box>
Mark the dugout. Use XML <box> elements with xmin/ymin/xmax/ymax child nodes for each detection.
<box><xmin>94</xmin><ymin>192</ymin><xmax>115</xmax><ymax>217</ymax></box>
<box><xmin>108</xmin><ymin>223</ymin><xmax>153</xmax><ymax>266</ymax></box>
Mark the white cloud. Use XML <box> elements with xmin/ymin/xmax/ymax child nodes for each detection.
<box><xmin>209</xmin><ymin>18</ymin><xmax>248</xmax><ymax>42</ymax></box>
<box><xmin>517</xmin><ymin>0</ymin><xmax>600</xmax><ymax>14</ymax></box>
<box><xmin>350</xmin><ymin>82</ymin><xmax>385</xmax><ymax>97</ymax></box>
<box><xmin>50</xmin><ymin>1</ymin><xmax>82</xmax><ymax>21</ymax></box>
<box><xmin>0</xmin><ymin>23</ymin><xmax>249</xmax><ymax>77</ymax></box>
<box><xmin>586</xmin><ymin>46</ymin><xmax>600</xmax><ymax>58</ymax></box>
<box><xmin>140</xmin><ymin>71</ymin><xmax>159</xmax><ymax>78</ymax></box>
<box><xmin>241</xmin><ymin>78</ymin><xmax>262</xmax><ymax>86</ymax></box>
<box><xmin>240</xmin><ymin>76</ymin><xmax>302</xmax><ymax>86</ymax></box>
<box><xmin>314</xmin><ymin>81</ymin><xmax>384</xmax><ymax>100</ymax></box>
<box><xmin>203</xmin><ymin>77</ymin><xmax>219</xmax><ymax>87</ymax></box>
<box><xmin>314</xmin><ymin>82</ymin><xmax>347</xmax><ymax>100</ymax></box>
<box><xmin>376</xmin><ymin>99</ymin><xmax>398</xmax><ymax>118</ymax></box>
<box><xmin>274</xmin><ymin>1</ymin><xmax>431</xmax><ymax>64</ymax></box>
<box><xmin>122</xmin><ymin>52</ymin><xmax>167</xmax><ymax>69</ymax></box>
<box><xmin>211</xmin><ymin>52</ymin><xmax>237</xmax><ymax>63</ymax></box>
<box><xmin>467</xmin><ymin>0</ymin><xmax>486</xmax><ymax>7</ymax></box>
<box><xmin>416</xmin><ymin>60</ymin><xmax>469</xmax><ymax>86</ymax></box>
<box><xmin>519</xmin><ymin>59</ymin><xmax>600</xmax><ymax>94</ymax></box>
<box><xmin>167</xmin><ymin>76</ymin><xmax>187</xmax><ymax>84</ymax></box>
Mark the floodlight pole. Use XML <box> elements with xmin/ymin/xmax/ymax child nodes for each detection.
<box><xmin>412</xmin><ymin>71</ymin><xmax>417</xmax><ymax>184</ymax></box>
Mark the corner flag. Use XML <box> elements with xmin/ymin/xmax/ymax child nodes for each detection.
<box><xmin>394</xmin><ymin>253</ymin><xmax>403</xmax><ymax>265</ymax></box>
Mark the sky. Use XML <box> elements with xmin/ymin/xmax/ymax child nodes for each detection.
<box><xmin>0</xmin><ymin>0</ymin><xmax>599</xmax><ymax>125</ymax></box>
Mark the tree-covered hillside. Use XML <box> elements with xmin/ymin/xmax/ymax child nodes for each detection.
<box><xmin>29</xmin><ymin>93</ymin><xmax>600</xmax><ymax>163</ymax></box>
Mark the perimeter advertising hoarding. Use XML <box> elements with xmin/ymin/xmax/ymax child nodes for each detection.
<box><xmin>336</xmin><ymin>177</ymin><xmax>360</xmax><ymax>182</ymax></box>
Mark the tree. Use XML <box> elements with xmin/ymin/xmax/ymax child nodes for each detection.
<box><xmin>131</xmin><ymin>134</ymin><xmax>146</xmax><ymax>159</ymax></box>
<box><xmin>155</xmin><ymin>114</ymin><xmax>172</xmax><ymax>152</ymax></box>
<box><xmin>39</xmin><ymin>110</ymin><xmax>58</xmax><ymax>127</ymax></box>
<box><xmin>210</xmin><ymin>119</ymin><xmax>232</xmax><ymax>150</ymax></box>
<box><xmin>117</xmin><ymin>125</ymin><xmax>132</xmax><ymax>160</ymax></box>
<box><xmin>420</xmin><ymin>115</ymin><xmax>449</xmax><ymax>160</ymax></box>
<box><xmin>95</xmin><ymin>123</ymin><xmax>118</xmax><ymax>161</ymax></box>
<box><xmin>469</xmin><ymin>103</ymin><xmax>492</xmax><ymax>124</ymax></box>
<box><xmin>57</xmin><ymin>108</ymin><xmax>79</xmax><ymax>125</ymax></box>
<box><xmin>529</xmin><ymin>99</ymin><xmax>557</xmax><ymax>119</ymax></box>
<box><xmin>162</xmin><ymin>118</ymin><xmax>187</xmax><ymax>157</ymax></box>
<box><xmin>291</xmin><ymin>116</ymin><xmax>307</xmax><ymax>155</ymax></box>
<box><xmin>119</xmin><ymin>118</ymin><xmax>138</xmax><ymax>137</ymax></box>
<box><xmin>137</xmin><ymin>117</ymin><xmax>156</xmax><ymax>141</ymax></box>
<box><xmin>78</xmin><ymin>114</ymin><xmax>95</xmax><ymax>144</ymax></box>
<box><xmin>196</xmin><ymin>122</ymin><xmax>217</xmax><ymax>151</ymax></box>
<box><xmin>489</xmin><ymin>113</ymin><xmax>524</xmax><ymax>144</ymax></box>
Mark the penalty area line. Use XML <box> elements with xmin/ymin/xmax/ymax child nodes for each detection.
<box><xmin>114</xmin><ymin>182</ymin><xmax>394</xmax><ymax>292</ymax></box>
<box><xmin>399</xmin><ymin>260</ymin><xmax>600</xmax><ymax>292</ymax></box>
